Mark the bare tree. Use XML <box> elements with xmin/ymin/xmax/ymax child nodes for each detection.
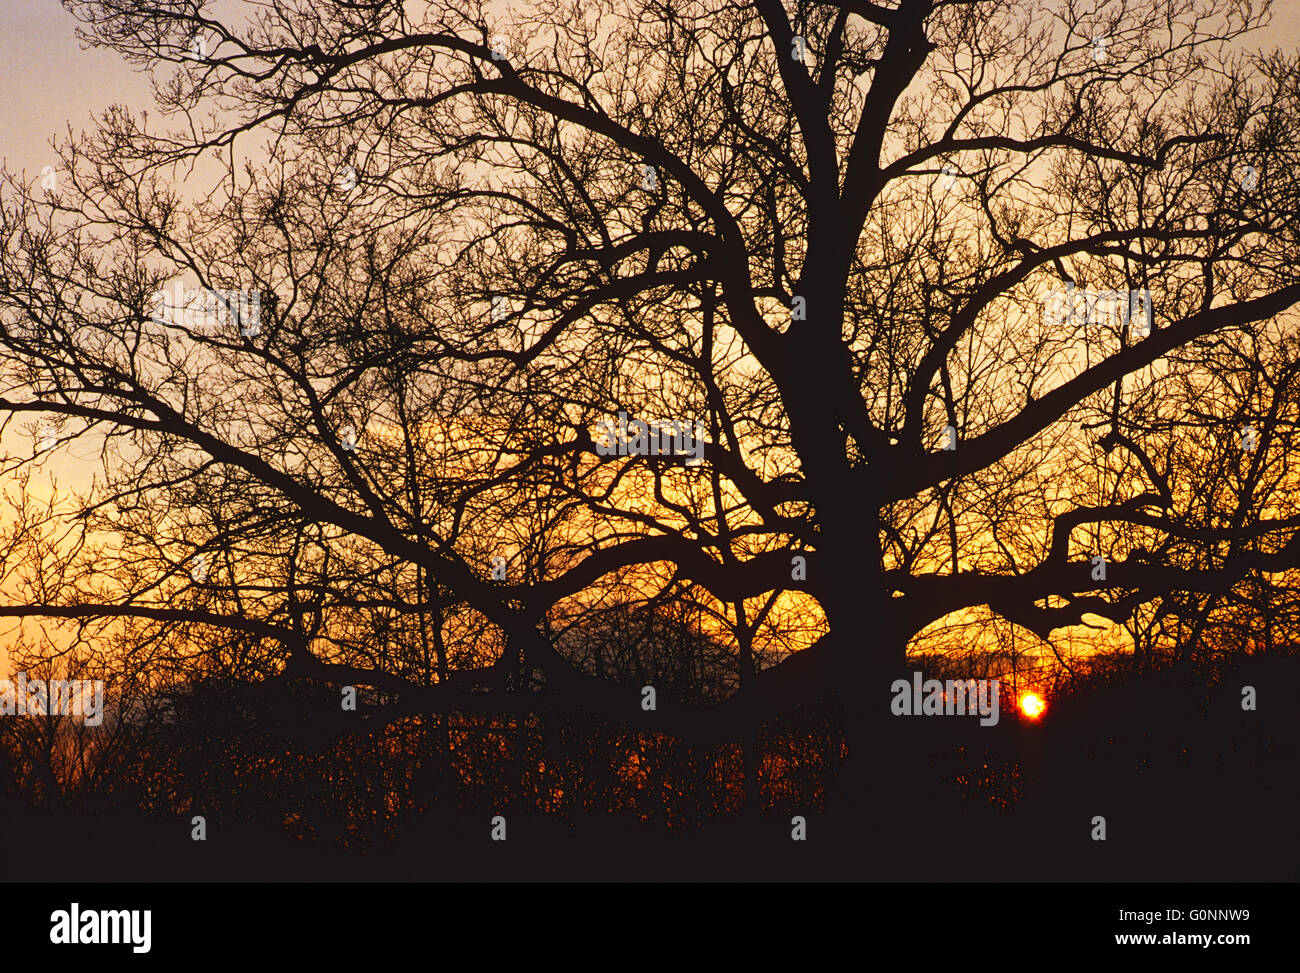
<box><xmin>2</xmin><ymin>0</ymin><xmax>1299</xmax><ymax>809</ymax></box>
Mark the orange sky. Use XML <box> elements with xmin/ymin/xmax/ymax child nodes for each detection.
<box><xmin>1</xmin><ymin>1</ymin><xmax>1296</xmax><ymax>681</ymax></box>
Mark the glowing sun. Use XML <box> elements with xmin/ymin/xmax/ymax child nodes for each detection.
<box><xmin>1019</xmin><ymin>693</ymin><xmax>1046</xmax><ymax>719</ymax></box>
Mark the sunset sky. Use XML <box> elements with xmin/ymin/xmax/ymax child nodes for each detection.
<box><xmin>2</xmin><ymin>0</ymin><xmax>1297</xmax><ymax>686</ymax></box>
<box><xmin>5</xmin><ymin>1</ymin><xmax>1299</xmax><ymax>185</ymax></box>
<box><xmin>0</xmin><ymin>2</ymin><xmax>1295</xmax><ymax>893</ymax></box>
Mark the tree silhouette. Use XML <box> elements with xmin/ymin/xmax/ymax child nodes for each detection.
<box><xmin>1</xmin><ymin>0</ymin><xmax>1299</xmax><ymax>819</ymax></box>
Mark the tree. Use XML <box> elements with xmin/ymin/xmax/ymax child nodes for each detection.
<box><xmin>2</xmin><ymin>0</ymin><xmax>1299</xmax><ymax>813</ymax></box>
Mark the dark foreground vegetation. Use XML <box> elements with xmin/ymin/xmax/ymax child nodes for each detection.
<box><xmin>3</xmin><ymin>649</ymin><xmax>1294</xmax><ymax>881</ymax></box>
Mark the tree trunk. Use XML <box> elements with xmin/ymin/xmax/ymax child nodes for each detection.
<box><xmin>817</xmin><ymin>515</ymin><xmax>914</xmax><ymax>853</ymax></box>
